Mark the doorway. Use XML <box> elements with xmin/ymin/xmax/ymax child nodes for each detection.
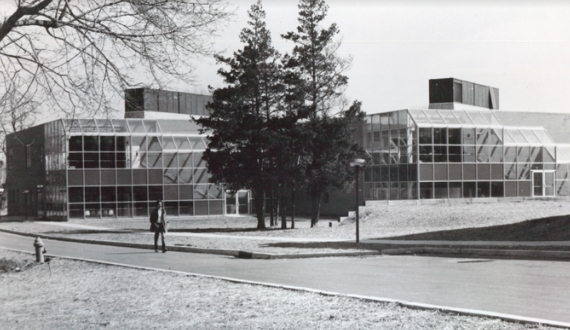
<box><xmin>226</xmin><ymin>190</ymin><xmax>250</xmax><ymax>215</ymax></box>
<box><xmin>532</xmin><ymin>170</ymin><xmax>555</xmax><ymax>197</ymax></box>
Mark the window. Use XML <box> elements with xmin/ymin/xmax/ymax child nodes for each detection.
<box><xmin>26</xmin><ymin>144</ymin><xmax>31</xmax><ymax>168</ymax></box>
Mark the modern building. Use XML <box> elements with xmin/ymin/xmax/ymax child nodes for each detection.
<box><xmin>7</xmin><ymin>79</ymin><xmax>570</xmax><ymax>220</ymax></box>
<box><xmin>360</xmin><ymin>78</ymin><xmax>570</xmax><ymax>204</ymax></box>
<box><xmin>5</xmin><ymin>88</ymin><xmax>250</xmax><ymax>220</ymax></box>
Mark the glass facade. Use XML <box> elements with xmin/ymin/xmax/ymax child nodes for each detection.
<box><xmin>45</xmin><ymin>120</ymin><xmax>68</xmax><ymax>220</ymax></box>
<box><xmin>45</xmin><ymin>119</ymin><xmax>225</xmax><ymax>219</ymax></box>
<box><xmin>364</xmin><ymin>109</ymin><xmax>569</xmax><ymax>201</ymax></box>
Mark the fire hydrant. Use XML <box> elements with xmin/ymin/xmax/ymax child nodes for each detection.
<box><xmin>33</xmin><ymin>237</ymin><xmax>47</xmax><ymax>263</ymax></box>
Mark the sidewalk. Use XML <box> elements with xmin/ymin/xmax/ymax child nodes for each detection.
<box><xmin>1</xmin><ymin>217</ymin><xmax>570</xmax><ymax>261</ymax></box>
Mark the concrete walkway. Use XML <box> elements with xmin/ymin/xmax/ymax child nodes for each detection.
<box><xmin>34</xmin><ymin>220</ymin><xmax>570</xmax><ymax>247</ymax></box>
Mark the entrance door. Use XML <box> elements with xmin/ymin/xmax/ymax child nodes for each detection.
<box><xmin>237</xmin><ymin>191</ymin><xmax>250</xmax><ymax>215</ymax></box>
<box><xmin>226</xmin><ymin>190</ymin><xmax>250</xmax><ymax>215</ymax></box>
<box><xmin>532</xmin><ymin>171</ymin><xmax>555</xmax><ymax>197</ymax></box>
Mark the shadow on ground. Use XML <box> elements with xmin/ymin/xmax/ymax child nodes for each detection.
<box><xmin>169</xmin><ymin>228</ymin><xmax>293</xmax><ymax>234</ymax></box>
<box><xmin>379</xmin><ymin>215</ymin><xmax>570</xmax><ymax>241</ymax></box>
<box><xmin>260</xmin><ymin>241</ymin><xmax>378</xmax><ymax>251</ymax></box>
<box><xmin>49</xmin><ymin>230</ymin><xmax>141</xmax><ymax>235</ymax></box>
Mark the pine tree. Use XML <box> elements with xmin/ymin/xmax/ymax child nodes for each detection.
<box><xmin>196</xmin><ymin>1</ymin><xmax>283</xmax><ymax>229</ymax></box>
<box><xmin>282</xmin><ymin>0</ymin><xmax>360</xmax><ymax>227</ymax></box>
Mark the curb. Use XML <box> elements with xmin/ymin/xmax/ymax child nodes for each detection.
<box><xmin>0</xmin><ymin>229</ymin><xmax>380</xmax><ymax>260</ymax></box>
<box><xmin>2</xmin><ymin>247</ymin><xmax>570</xmax><ymax>329</ymax></box>
<box><xmin>3</xmin><ymin>228</ymin><xmax>570</xmax><ymax>261</ymax></box>
<box><xmin>381</xmin><ymin>247</ymin><xmax>570</xmax><ymax>260</ymax></box>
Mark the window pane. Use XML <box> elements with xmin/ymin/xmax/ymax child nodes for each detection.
<box><xmin>148</xmin><ymin>136</ymin><xmax>162</xmax><ymax>151</ymax></box>
<box><xmin>433</xmin><ymin>128</ymin><xmax>446</xmax><ymax>144</ymax></box>
<box><xmin>521</xmin><ymin>129</ymin><xmax>540</xmax><ymax>144</ymax></box>
<box><xmin>189</xmin><ymin>137</ymin><xmax>206</xmax><ymax>150</ymax></box>
<box><xmin>162</xmin><ymin>136</ymin><xmax>177</xmax><ymax>150</ymax></box>
<box><xmin>174</xmin><ymin>136</ymin><xmax>192</xmax><ymax>150</ymax></box>
<box><xmin>466</xmin><ymin>112</ymin><xmax>487</xmax><ymax>125</ymax></box>
<box><xmin>517</xmin><ymin>147</ymin><xmax>530</xmax><ymax>163</ymax></box>
<box><xmin>68</xmin><ymin>119</ymin><xmax>83</xmax><ymax>133</ymax></box>
<box><xmin>448</xmin><ymin>129</ymin><xmax>461</xmax><ymax>144</ymax></box>
<box><xmin>419</xmin><ymin>128</ymin><xmax>432</xmax><ymax>144</ymax></box>
<box><xmin>69</xmin><ymin>136</ymin><xmax>83</xmax><ymax>152</ymax></box>
<box><xmin>426</xmin><ymin>111</ymin><xmax>444</xmax><ymax>124</ymax></box>
<box><xmin>463</xmin><ymin>182</ymin><xmax>476</xmax><ymax>198</ymax></box>
<box><xmin>129</xmin><ymin>120</ymin><xmax>146</xmax><ymax>133</ymax></box>
<box><xmin>83</xmin><ymin>136</ymin><xmax>99</xmax><ymax>152</ymax></box>
<box><xmin>408</xmin><ymin>110</ymin><xmax>430</xmax><ymax>125</ymax></box>
<box><xmin>420</xmin><ymin>182</ymin><xmax>433</xmax><ymax>199</ymax></box>
<box><xmin>449</xmin><ymin>182</ymin><xmax>462</xmax><ymax>198</ymax></box>
<box><xmin>454</xmin><ymin>111</ymin><xmax>474</xmax><ymax>125</ymax></box>
<box><xmin>462</xmin><ymin>128</ymin><xmax>476</xmax><ymax>144</ymax></box>
<box><xmin>143</xmin><ymin>120</ymin><xmax>160</xmax><ymax>133</ymax></box>
<box><xmin>97</xmin><ymin>119</ymin><xmax>115</xmax><ymax>133</ymax></box>
<box><xmin>439</xmin><ymin>111</ymin><xmax>459</xmax><ymax>125</ymax></box>
<box><xmin>80</xmin><ymin>119</ymin><xmax>98</xmax><ymax>133</ymax></box>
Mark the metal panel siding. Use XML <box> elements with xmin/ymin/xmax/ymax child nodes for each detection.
<box><xmin>490</xmin><ymin>87</ymin><xmax>500</xmax><ymax>109</ymax></box>
<box><xmin>144</xmin><ymin>89</ymin><xmax>158</xmax><ymax>111</ymax></box>
<box><xmin>462</xmin><ymin>82</ymin><xmax>474</xmax><ymax>105</ymax></box>
<box><xmin>453</xmin><ymin>82</ymin><xmax>463</xmax><ymax>103</ymax></box>
<box><xmin>474</xmin><ymin>84</ymin><xmax>490</xmax><ymax>108</ymax></box>
<box><xmin>158</xmin><ymin>90</ymin><xmax>168</xmax><ymax>112</ymax></box>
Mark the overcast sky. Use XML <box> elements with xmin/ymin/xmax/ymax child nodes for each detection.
<box><xmin>2</xmin><ymin>0</ymin><xmax>570</xmax><ymax>117</ymax></box>
<box><xmin>190</xmin><ymin>0</ymin><xmax>570</xmax><ymax>115</ymax></box>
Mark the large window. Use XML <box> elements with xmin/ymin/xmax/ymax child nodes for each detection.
<box><xmin>65</xmin><ymin>121</ymin><xmax>222</xmax><ymax>218</ymax></box>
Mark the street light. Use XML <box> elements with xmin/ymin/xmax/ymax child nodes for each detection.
<box><xmin>23</xmin><ymin>190</ymin><xmax>29</xmax><ymax>220</ymax></box>
<box><xmin>350</xmin><ymin>158</ymin><xmax>365</xmax><ymax>243</ymax></box>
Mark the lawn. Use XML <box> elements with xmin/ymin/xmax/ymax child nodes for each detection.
<box><xmin>1</xmin><ymin>199</ymin><xmax>569</xmax><ymax>255</ymax></box>
<box><xmin>0</xmin><ymin>249</ymin><xmax>557</xmax><ymax>330</ymax></box>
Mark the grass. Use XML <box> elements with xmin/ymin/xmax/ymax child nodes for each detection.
<box><xmin>384</xmin><ymin>215</ymin><xmax>570</xmax><ymax>241</ymax></box>
<box><xmin>0</xmin><ymin>249</ymin><xmax>558</xmax><ymax>330</ymax></box>
<box><xmin>1</xmin><ymin>199</ymin><xmax>570</xmax><ymax>255</ymax></box>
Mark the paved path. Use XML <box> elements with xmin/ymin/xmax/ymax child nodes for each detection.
<box><xmin>2</xmin><ymin>231</ymin><xmax>570</xmax><ymax>326</ymax></box>
<box><xmin>35</xmin><ymin>221</ymin><xmax>570</xmax><ymax>246</ymax></box>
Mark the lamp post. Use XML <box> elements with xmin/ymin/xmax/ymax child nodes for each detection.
<box><xmin>350</xmin><ymin>158</ymin><xmax>365</xmax><ymax>243</ymax></box>
<box><xmin>23</xmin><ymin>190</ymin><xmax>29</xmax><ymax>220</ymax></box>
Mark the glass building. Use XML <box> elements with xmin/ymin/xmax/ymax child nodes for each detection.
<box><xmin>362</xmin><ymin>79</ymin><xmax>570</xmax><ymax>202</ymax></box>
<box><xmin>6</xmin><ymin>89</ymin><xmax>251</xmax><ymax>220</ymax></box>
<box><xmin>64</xmin><ymin>118</ymin><xmax>226</xmax><ymax>218</ymax></box>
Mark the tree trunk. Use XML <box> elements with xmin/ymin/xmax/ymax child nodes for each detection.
<box><xmin>269</xmin><ymin>184</ymin><xmax>274</xmax><ymax>227</ymax></box>
<box><xmin>291</xmin><ymin>184</ymin><xmax>296</xmax><ymax>229</ymax></box>
<box><xmin>310</xmin><ymin>191</ymin><xmax>322</xmax><ymax>228</ymax></box>
<box><xmin>280</xmin><ymin>181</ymin><xmax>288</xmax><ymax>229</ymax></box>
<box><xmin>253</xmin><ymin>189</ymin><xmax>266</xmax><ymax>229</ymax></box>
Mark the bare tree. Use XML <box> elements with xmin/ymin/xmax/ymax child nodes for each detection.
<box><xmin>0</xmin><ymin>0</ymin><xmax>230</xmax><ymax>123</ymax></box>
<box><xmin>0</xmin><ymin>68</ymin><xmax>41</xmax><ymax>157</ymax></box>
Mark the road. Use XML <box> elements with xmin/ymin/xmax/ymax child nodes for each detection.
<box><xmin>2</xmin><ymin>231</ymin><xmax>570</xmax><ymax>324</ymax></box>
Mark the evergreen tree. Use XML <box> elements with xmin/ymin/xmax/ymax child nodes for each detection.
<box><xmin>282</xmin><ymin>0</ymin><xmax>360</xmax><ymax>226</ymax></box>
<box><xmin>197</xmin><ymin>1</ymin><xmax>283</xmax><ymax>229</ymax></box>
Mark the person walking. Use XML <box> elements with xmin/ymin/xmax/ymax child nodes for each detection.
<box><xmin>149</xmin><ymin>200</ymin><xmax>168</xmax><ymax>253</ymax></box>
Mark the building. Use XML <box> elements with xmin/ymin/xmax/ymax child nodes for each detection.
<box><xmin>361</xmin><ymin>78</ymin><xmax>570</xmax><ymax>203</ymax></box>
<box><xmin>7</xmin><ymin>79</ymin><xmax>570</xmax><ymax>220</ymax></box>
<box><xmin>5</xmin><ymin>88</ymin><xmax>250</xmax><ymax>220</ymax></box>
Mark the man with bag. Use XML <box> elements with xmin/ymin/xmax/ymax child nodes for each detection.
<box><xmin>149</xmin><ymin>200</ymin><xmax>168</xmax><ymax>253</ymax></box>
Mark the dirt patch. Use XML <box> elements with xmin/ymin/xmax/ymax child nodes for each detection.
<box><xmin>0</xmin><ymin>249</ymin><xmax>556</xmax><ymax>329</ymax></box>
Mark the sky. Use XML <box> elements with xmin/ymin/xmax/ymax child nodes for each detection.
<box><xmin>1</xmin><ymin>0</ymin><xmax>570</xmax><ymax>118</ymax></box>
<box><xmin>189</xmin><ymin>0</ymin><xmax>570</xmax><ymax>115</ymax></box>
